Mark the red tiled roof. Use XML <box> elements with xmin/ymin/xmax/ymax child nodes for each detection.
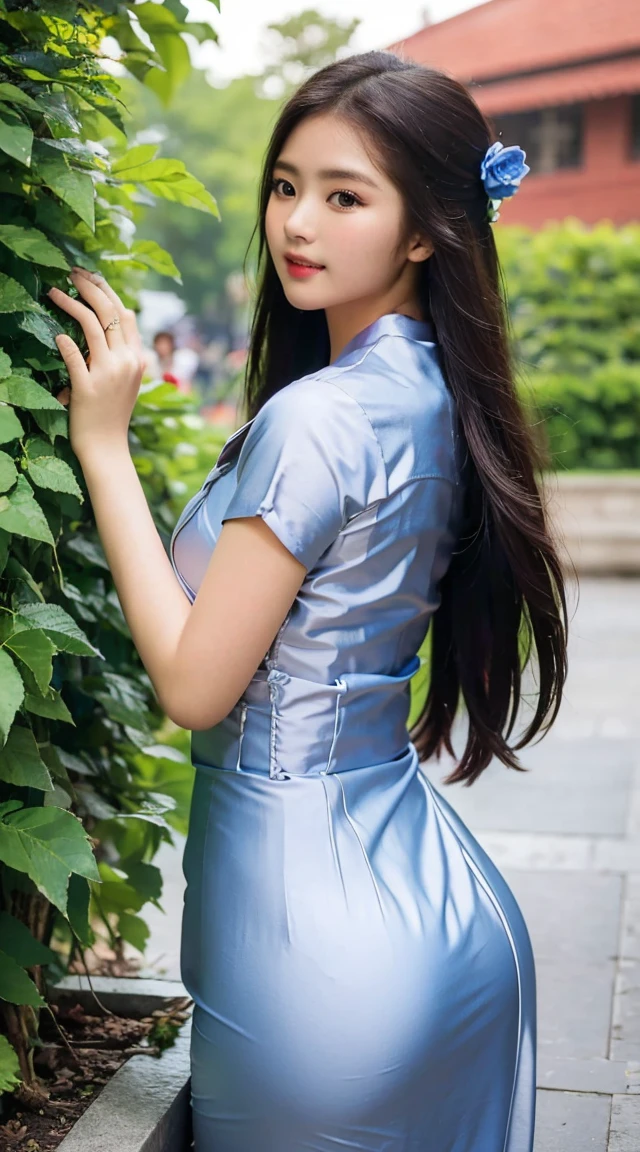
<box><xmin>475</xmin><ymin>55</ymin><xmax>640</xmax><ymax>114</ymax></box>
<box><xmin>387</xmin><ymin>0</ymin><xmax>640</xmax><ymax>83</ymax></box>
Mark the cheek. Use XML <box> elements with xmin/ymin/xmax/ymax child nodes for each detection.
<box><xmin>265</xmin><ymin>200</ymin><xmax>276</xmax><ymax>245</ymax></box>
<box><xmin>334</xmin><ymin>213</ymin><xmax>401</xmax><ymax>276</ymax></box>
<box><xmin>265</xmin><ymin>195</ymin><xmax>286</xmax><ymax>248</ymax></box>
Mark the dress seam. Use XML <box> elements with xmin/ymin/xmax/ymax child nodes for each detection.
<box><xmin>334</xmin><ymin>774</ymin><xmax>385</xmax><ymax>916</ymax></box>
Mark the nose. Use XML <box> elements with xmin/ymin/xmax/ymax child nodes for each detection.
<box><xmin>283</xmin><ymin>194</ymin><xmax>318</xmax><ymax>242</ymax></box>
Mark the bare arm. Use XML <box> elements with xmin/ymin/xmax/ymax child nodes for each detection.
<box><xmin>50</xmin><ymin>268</ymin><xmax>307</xmax><ymax>731</ymax></box>
<box><xmin>81</xmin><ymin>445</ymin><xmax>307</xmax><ymax>729</ymax></box>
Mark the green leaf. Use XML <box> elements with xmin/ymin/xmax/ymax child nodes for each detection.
<box><xmin>0</xmin><ymin>912</ymin><xmax>57</xmax><ymax>967</ymax></box>
<box><xmin>94</xmin><ymin>672</ymin><xmax>151</xmax><ymax>729</ymax></box>
<box><xmin>27</xmin><ymin>454</ymin><xmax>83</xmax><ymax>499</ymax></box>
<box><xmin>105</xmin><ymin>238</ymin><xmax>181</xmax><ymax>281</ymax></box>
<box><xmin>0</xmin><ymin>374</ymin><xmax>65</xmax><ymax>410</ymax></box>
<box><xmin>0</xmin><ymin>725</ymin><xmax>53</xmax><ymax>791</ymax></box>
<box><xmin>0</xmin><ymin>351</ymin><xmax>11</xmax><ymax>379</ymax></box>
<box><xmin>2</xmin><ymin>557</ymin><xmax>45</xmax><ymax>602</ymax></box>
<box><xmin>0</xmin><ymin>450</ymin><xmax>18</xmax><ymax>493</ymax></box>
<box><xmin>111</xmin><ymin>143</ymin><xmax>159</xmax><ymax>174</ymax></box>
<box><xmin>33</xmin><ymin>148</ymin><xmax>95</xmax><ymax>231</ymax></box>
<box><xmin>67</xmin><ymin>873</ymin><xmax>93</xmax><ymax>946</ymax></box>
<box><xmin>0</xmin><ymin>949</ymin><xmax>45</xmax><ymax>1007</ymax></box>
<box><xmin>24</xmin><ymin>688</ymin><xmax>75</xmax><ymax>725</ymax></box>
<box><xmin>117</xmin><ymin>910</ymin><xmax>149</xmax><ymax>953</ymax></box>
<box><xmin>18</xmin><ymin>310</ymin><xmax>67</xmax><ymax>350</ymax></box>
<box><xmin>0</xmin><ymin>113</ymin><xmax>33</xmax><ymax>167</ymax></box>
<box><xmin>14</xmin><ymin>603</ymin><xmax>102</xmax><ymax>658</ymax></box>
<box><xmin>44</xmin><ymin>781</ymin><xmax>74</xmax><ymax>810</ymax></box>
<box><xmin>52</xmin><ymin>746</ymin><xmax>93</xmax><ymax>778</ymax></box>
<box><xmin>37</xmin><ymin>92</ymin><xmax>81</xmax><ymax>134</ymax></box>
<box><xmin>39</xmin><ymin>137</ymin><xmax>104</xmax><ymax>167</ymax></box>
<box><xmin>0</xmin><ymin>274</ymin><xmax>45</xmax><ymax>315</ymax></box>
<box><xmin>3</xmin><ymin>48</ymin><xmax>63</xmax><ymax>75</ymax></box>
<box><xmin>122</xmin><ymin>859</ymin><xmax>162</xmax><ymax>902</ymax></box>
<box><xmin>112</xmin><ymin>155</ymin><xmax>219</xmax><ymax>216</ymax></box>
<box><xmin>97</xmin><ymin>876</ymin><xmax>146</xmax><ymax>914</ymax></box>
<box><xmin>0</xmin><ymin>1033</ymin><xmax>21</xmax><ymax>1093</ymax></box>
<box><xmin>73</xmin><ymin>785</ymin><xmax>116</xmax><ymax>820</ymax></box>
<box><xmin>0</xmin><ymin>405</ymin><xmax>24</xmax><ymax>444</ymax></box>
<box><xmin>0</xmin><ymin>225</ymin><xmax>69</xmax><ymax>269</ymax></box>
<box><xmin>134</xmin><ymin>2</ymin><xmax>191</xmax><ymax>105</ymax></box>
<box><xmin>0</xmin><ymin>475</ymin><xmax>56</xmax><ymax>547</ymax></box>
<box><xmin>0</xmin><ymin>82</ymin><xmax>40</xmax><ymax>111</ymax></box>
<box><xmin>160</xmin><ymin>0</ymin><xmax>190</xmax><ymax>21</ymax></box>
<box><xmin>7</xmin><ymin>626</ymin><xmax>56</xmax><ymax>694</ymax></box>
<box><xmin>65</xmin><ymin>534</ymin><xmax>109</xmax><ymax>569</ymax></box>
<box><xmin>0</xmin><ymin>805</ymin><xmax>100</xmax><ymax>917</ymax></box>
<box><xmin>109</xmin><ymin>799</ymin><xmax>172</xmax><ymax>831</ymax></box>
<box><xmin>31</xmin><ymin>407</ymin><xmax>69</xmax><ymax>444</ymax></box>
<box><xmin>0</xmin><ymin>801</ymin><xmax>23</xmax><ymax>819</ymax></box>
<box><xmin>0</xmin><ymin>649</ymin><xmax>25</xmax><ymax>746</ymax></box>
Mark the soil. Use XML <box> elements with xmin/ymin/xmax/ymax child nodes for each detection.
<box><xmin>0</xmin><ymin>994</ymin><xmax>191</xmax><ymax>1152</ymax></box>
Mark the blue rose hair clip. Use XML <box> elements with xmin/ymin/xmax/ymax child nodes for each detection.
<box><xmin>480</xmin><ymin>141</ymin><xmax>530</xmax><ymax>224</ymax></box>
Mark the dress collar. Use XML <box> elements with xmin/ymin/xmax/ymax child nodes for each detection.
<box><xmin>215</xmin><ymin>313</ymin><xmax>435</xmax><ymax>467</ymax></box>
<box><xmin>331</xmin><ymin>312</ymin><xmax>436</xmax><ymax>365</ymax></box>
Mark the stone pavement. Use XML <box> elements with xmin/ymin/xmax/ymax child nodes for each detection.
<box><xmin>139</xmin><ymin>577</ymin><xmax>640</xmax><ymax>1150</ymax></box>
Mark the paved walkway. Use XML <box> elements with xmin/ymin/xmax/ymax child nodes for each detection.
<box><xmin>139</xmin><ymin>577</ymin><xmax>640</xmax><ymax>1150</ymax></box>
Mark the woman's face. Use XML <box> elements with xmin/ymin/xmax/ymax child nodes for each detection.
<box><xmin>265</xmin><ymin>112</ymin><xmax>431</xmax><ymax>315</ymax></box>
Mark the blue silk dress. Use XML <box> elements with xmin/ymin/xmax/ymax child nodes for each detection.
<box><xmin>169</xmin><ymin>312</ymin><xmax>537</xmax><ymax>1152</ymax></box>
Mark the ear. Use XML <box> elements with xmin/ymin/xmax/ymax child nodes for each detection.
<box><xmin>407</xmin><ymin>235</ymin><xmax>434</xmax><ymax>263</ymax></box>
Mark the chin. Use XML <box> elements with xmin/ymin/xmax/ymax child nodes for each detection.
<box><xmin>282</xmin><ymin>288</ymin><xmax>328</xmax><ymax>311</ymax></box>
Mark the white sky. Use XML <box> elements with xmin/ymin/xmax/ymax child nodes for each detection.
<box><xmin>185</xmin><ymin>0</ymin><xmax>490</xmax><ymax>83</ymax></box>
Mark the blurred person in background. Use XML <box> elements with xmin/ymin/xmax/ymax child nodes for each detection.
<box><xmin>143</xmin><ymin>330</ymin><xmax>199</xmax><ymax>394</ymax></box>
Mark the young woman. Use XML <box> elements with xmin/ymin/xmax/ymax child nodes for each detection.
<box><xmin>50</xmin><ymin>49</ymin><xmax>568</xmax><ymax>1152</ymax></box>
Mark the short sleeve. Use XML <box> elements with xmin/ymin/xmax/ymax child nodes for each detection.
<box><xmin>220</xmin><ymin>380</ymin><xmax>385</xmax><ymax>571</ymax></box>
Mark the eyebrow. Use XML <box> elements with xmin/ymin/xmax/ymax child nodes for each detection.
<box><xmin>272</xmin><ymin>160</ymin><xmax>380</xmax><ymax>190</ymax></box>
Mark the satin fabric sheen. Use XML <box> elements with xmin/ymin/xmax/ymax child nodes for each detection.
<box><xmin>169</xmin><ymin>313</ymin><xmax>536</xmax><ymax>1151</ymax></box>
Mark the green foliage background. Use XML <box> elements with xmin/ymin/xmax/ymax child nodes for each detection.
<box><xmin>0</xmin><ymin>0</ymin><xmax>226</xmax><ymax>1095</ymax></box>
<box><xmin>497</xmin><ymin>221</ymin><xmax>640</xmax><ymax>470</ymax></box>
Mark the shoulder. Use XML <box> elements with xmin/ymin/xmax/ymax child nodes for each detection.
<box><xmin>239</xmin><ymin>337</ymin><xmax>459</xmax><ymax>492</ymax></box>
<box><xmin>253</xmin><ymin>372</ymin><xmax>378</xmax><ymax>433</ymax></box>
<box><xmin>241</xmin><ymin>372</ymin><xmax>384</xmax><ymax>468</ymax></box>
<box><xmin>317</xmin><ymin>343</ymin><xmax>460</xmax><ymax>489</ymax></box>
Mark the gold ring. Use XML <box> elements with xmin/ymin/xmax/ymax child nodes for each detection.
<box><xmin>104</xmin><ymin>316</ymin><xmax>120</xmax><ymax>332</ymax></box>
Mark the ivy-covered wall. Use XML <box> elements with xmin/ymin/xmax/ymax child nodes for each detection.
<box><xmin>0</xmin><ymin>0</ymin><xmax>220</xmax><ymax>1097</ymax></box>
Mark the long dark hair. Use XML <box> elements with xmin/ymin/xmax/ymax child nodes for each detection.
<box><xmin>240</xmin><ymin>49</ymin><xmax>569</xmax><ymax>786</ymax></box>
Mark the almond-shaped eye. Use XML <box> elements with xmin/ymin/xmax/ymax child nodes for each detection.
<box><xmin>271</xmin><ymin>177</ymin><xmax>294</xmax><ymax>196</ymax></box>
<box><xmin>328</xmin><ymin>190</ymin><xmax>362</xmax><ymax>210</ymax></box>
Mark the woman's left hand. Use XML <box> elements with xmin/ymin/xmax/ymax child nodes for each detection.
<box><xmin>47</xmin><ymin>267</ymin><xmax>146</xmax><ymax>463</ymax></box>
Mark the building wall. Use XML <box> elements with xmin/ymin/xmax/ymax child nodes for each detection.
<box><xmin>492</xmin><ymin>95</ymin><xmax>640</xmax><ymax>228</ymax></box>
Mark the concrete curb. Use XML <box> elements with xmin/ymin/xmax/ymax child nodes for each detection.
<box><xmin>545</xmin><ymin>473</ymin><xmax>640</xmax><ymax>575</ymax></box>
<box><xmin>50</xmin><ymin>978</ymin><xmax>192</xmax><ymax>1152</ymax></box>
<box><xmin>49</xmin><ymin>975</ymin><xmax>189</xmax><ymax>1016</ymax></box>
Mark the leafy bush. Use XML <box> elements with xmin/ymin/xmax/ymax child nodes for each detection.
<box><xmin>497</xmin><ymin>219</ymin><xmax>640</xmax><ymax>470</ymax></box>
<box><xmin>524</xmin><ymin>363</ymin><xmax>640</xmax><ymax>471</ymax></box>
<box><xmin>0</xmin><ymin>0</ymin><xmax>223</xmax><ymax>1096</ymax></box>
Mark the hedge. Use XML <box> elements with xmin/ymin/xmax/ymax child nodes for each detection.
<box><xmin>497</xmin><ymin>219</ymin><xmax>640</xmax><ymax>470</ymax></box>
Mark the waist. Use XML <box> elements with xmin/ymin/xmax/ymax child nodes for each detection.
<box><xmin>191</xmin><ymin>655</ymin><xmax>420</xmax><ymax>780</ymax></box>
